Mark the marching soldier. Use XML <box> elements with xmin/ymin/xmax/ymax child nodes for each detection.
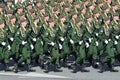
<box><xmin>0</xmin><ymin>19</ymin><xmax>11</xmax><ymax>71</ymax></box>
<box><xmin>14</xmin><ymin>19</ymin><xmax>32</xmax><ymax>73</ymax></box>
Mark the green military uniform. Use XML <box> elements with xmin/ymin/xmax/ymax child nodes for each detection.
<box><xmin>0</xmin><ymin>19</ymin><xmax>10</xmax><ymax>71</ymax></box>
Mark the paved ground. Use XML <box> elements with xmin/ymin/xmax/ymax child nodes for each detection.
<box><xmin>0</xmin><ymin>66</ymin><xmax>120</xmax><ymax>80</ymax></box>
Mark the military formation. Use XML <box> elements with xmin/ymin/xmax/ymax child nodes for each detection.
<box><xmin>0</xmin><ymin>0</ymin><xmax>120</xmax><ymax>73</ymax></box>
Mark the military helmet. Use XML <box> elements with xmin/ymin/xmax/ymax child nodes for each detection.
<box><xmin>6</xmin><ymin>10</ymin><xmax>13</xmax><ymax>14</ymax></box>
<box><xmin>102</xmin><ymin>4</ymin><xmax>108</xmax><ymax>10</ymax></box>
<box><xmin>9</xmin><ymin>15</ymin><xmax>16</xmax><ymax>20</ymax></box>
<box><xmin>48</xmin><ymin>18</ymin><xmax>54</xmax><ymax>23</ymax></box>
<box><xmin>104</xmin><ymin>16</ymin><xmax>110</xmax><ymax>21</ymax></box>
<box><xmin>0</xmin><ymin>4</ymin><xmax>4</xmax><ymax>8</ymax></box>
<box><xmin>7</xmin><ymin>0</ymin><xmax>13</xmax><ymax>2</ymax></box>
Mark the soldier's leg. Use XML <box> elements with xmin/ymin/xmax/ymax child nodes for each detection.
<box><xmin>4</xmin><ymin>50</ymin><xmax>11</xmax><ymax>71</ymax></box>
<box><xmin>107</xmin><ymin>58</ymin><xmax>118</xmax><ymax>72</ymax></box>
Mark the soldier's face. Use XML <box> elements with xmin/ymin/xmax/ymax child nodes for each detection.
<box><xmin>7</xmin><ymin>2</ymin><xmax>12</xmax><ymax>6</ymax></box>
<box><xmin>72</xmin><ymin>14</ymin><xmax>77</xmax><ymax>19</ymax></box>
<box><xmin>84</xmin><ymin>1</ymin><xmax>88</xmax><ymax>5</ymax></box>
<box><xmin>0</xmin><ymin>8</ymin><xmax>3</xmax><ymax>12</ymax></box>
<box><xmin>60</xmin><ymin>17</ymin><xmax>66</xmax><ymax>22</ymax></box>
<box><xmin>68</xmin><ymin>0</ymin><xmax>73</xmax><ymax>3</ymax></box>
<box><xmin>114</xmin><ymin>16</ymin><xmax>119</xmax><ymax>20</ymax></box>
<box><xmin>40</xmin><ymin>9</ymin><xmax>45</xmax><ymax>14</ymax></box>
<box><xmin>31</xmin><ymin>13</ymin><xmax>35</xmax><ymax>17</ymax></box>
<box><xmin>49</xmin><ymin>22</ymin><xmax>55</xmax><ymax>27</ymax></box>
<box><xmin>7</xmin><ymin>14</ymin><xmax>12</xmax><ymax>17</ymax></box>
<box><xmin>11</xmin><ymin>18</ymin><xmax>16</xmax><ymax>24</ymax></box>
<box><xmin>54</xmin><ymin>10</ymin><xmax>60</xmax><ymax>15</ymax></box>
<box><xmin>106</xmin><ymin>0</ymin><xmax>111</xmax><ymax>4</ymax></box>
<box><xmin>75</xmin><ymin>4</ymin><xmax>80</xmax><ymax>9</ymax></box>
<box><xmin>17</xmin><ymin>8</ymin><xmax>23</xmax><ymax>13</ymax></box>
<box><xmin>20</xmin><ymin>15</ymin><xmax>26</xmax><ymax>20</ymax></box>
<box><xmin>94</xmin><ymin>13</ymin><xmax>100</xmax><ymax>18</ymax></box>
<box><xmin>36</xmin><ymin>2</ymin><xmax>41</xmax><ymax>7</ymax></box>
<box><xmin>0</xmin><ymin>23</ymin><xmax>4</xmax><ymax>29</ymax></box>
<box><xmin>105</xmin><ymin>8</ymin><xmax>110</xmax><ymax>13</ymax></box>
<box><xmin>87</xmin><ymin>17</ymin><xmax>92</xmax><ymax>23</ymax></box>
<box><xmin>104</xmin><ymin>20</ymin><xmax>110</xmax><ymax>24</ymax></box>
<box><xmin>81</xmin><ymin>9</ymin><xmax>86</xmax><ymax>15</ymax></box>
<box><xmin>112</xmin><ymin>5</ymin><xmax>118</xmax><ymax>10</ymax></box>
<box><xmin>93</xmin><ymin>0</ymin><xmax>96</xmax><ymax>2</ymax></box>
<box><xmin>27</xmin><ymin>5</ymin><xmax>32</xmax><ymax>10</ymax></box>
<box><xmin>76</xmin><ymin>22</ymin><xmax>82</xmax><ymax>27</ymax></box>
<box><xmin>98</xmin><ymin>3</ymin><xmax>103</xmax><ymax>7</ymax></box>
<box><xmin>65</xmin><ymin>7</ymin><xmax>70</xmax><ymax>12</ymax></box>
<box><xmin>44</xmin><ymin>16</ymin><xmax>49</xmax><ymax>21</ymax></box>
<box><xmin>21</xmin><ymin>21</ymin><xmax>27</xmax><ymax>27</ymax></box>
<box><xmin>89</xmin><ymin>5</ymin><xmax>95</xmax><ymax>11</ymax></box>
<box><xmin>44</xmin><ymin>0</ymin><xmax>48</xmax><ymax>3</ymax></box>
<box><xmin>34</xmin><ymin>19</ymin><xmax>39</xmax><ymax>24</ymax></box>
<box><xmin>60</xmin><ymin>1</ymin><xmax>64</xmax><ymax>5</ymax></box>
<box><xmin>18</xmin><ymin>0</ymin><xmax>22</xmax><ymax>3</ymax></box>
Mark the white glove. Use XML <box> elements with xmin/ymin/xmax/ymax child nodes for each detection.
<box><xmin>60</xmin><ymin>37</ymin><xmax>64</xmax><ymax>42</ymax></box>
<box><xmin>115</xmin><ymin>35</ymin><xmax>119</xmax><ymax>39</ymax></box>
<box><xmin>7</xmin><ymin>45</ymin><xmax>11</xmax><ymax>50</ymax></box>
<box><xmin>79</xmin><ymin>41</ymin><xmax>83</xmax><ymax>45</ymax></box>
<box><xmin>85</xmin><ymin>42</ymin><xmax>89</xmax><ymax>48</ymax></box>
<box><xmin>10</xmin><ymin>37</ymin><xmax>14</xmax><ymax>41</ymax></box>
<box><xmin>114</xmin><ymin>41</ymin><xmax>118</xmax><ymax>45</ymax></box>
<box><xmin>33</xmin><ymin>38</ymin><xmax>37</xmax><ymax>42</ymax></box>
<box><xmin>30</xmin><ymin>44</ymin><xmax>34</xmax><ymax>50</ymax></box>
<box><xmin>96</xmin><ymin>41</ymin><xmax>99</xmax><ymax>46</ymax></box>
<box><xmin>2</xmin><ymin>42</ymin><xmax>6</xmax><ymax>46</ymax></box>
<box><xmin>96</xmin><ymin>33</ymin><xmax>99</xmax><ymax>36</ymax></box>
<box><xmin>88</xmin><ymin>38</ymin><xmax>92</xmax><ymax>43</ymax></box>
<box><xmin>105</xmin><ymin>40</ymin><xmax>108</xmax><ymax>44</ymax></box>
<box><xmin>46</xmin><ymin>32</ymin><xmax>48</xmax><ymax>36</ymax></box>
<box><xmin>22</xmin><ymin>41</ymin><xmax>27</xmax><ymax>45</ymax></box>
<box><xmin>41</xmin><ymin>41</ymin><xmax>43</xmax><ymax>45</ymax></box>
<box><xmin>100</xmin><ymin>30</ymin><xmax>103</xmax><ymax>33</ymax></box>
<box><xmin>108</xmin><ymin>39</ymin><xmax>111</xmax><ymax>41</ymax></box>
<box><xmin>17</xmin><ymin>31</ymin><xmax>20</xmax><ymax>34</ymax></box>
<box><xmin>59</xmin><ymin>44</ymin><xmax>62</xmax><ymax>49</ymax></box>
<box><xmin>49</xmin><ymin>42</ymin><xmax>55</xmax><ymax>46</ymax></box>
<box><xmin>70</xmin><ymin>39</ymin><xmax>74</xmax><ymax>44</ymax></box>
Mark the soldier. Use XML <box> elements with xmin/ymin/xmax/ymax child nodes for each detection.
<box><xmin>29</xmin><ymin>16</ymin><xmax>43</xmax><ymax>65</ymax></box>
<box><xmin>98</xmin><ymin>17</ymin><xmax>118</xmax><ymax>73</ymax></box>
<box><xmin>87</xmin><ymin>2</ymin><xmax>95</xmax><ymax>14</ymax></box>
<box><xmin>5</xmin><ymin>0</ymin><xmax>15</xmax><ymax>11</ymax></box>
<box><xmin>78</xmin><ymin>4</ymin><xmax>86</xmax><ymax>20</ymax></box>
<box><xmin>101</xmin><ymin>4</ymin><xmax>111</xmax><ymax>18</ymax></box>
<box><xmin>111</xmin><ymin>1</ymin><xmax>119</xmax><ymax>13</ymax></box>
<box><xmin>93</xmin><ymin>7</ymin><xmax>103</xmax><ymax>29</ymax></box>
<box><xmin>0</xmin><ymin>19</ymin><xmax>11</xmax><ymax>71</ymax></box>
<box><xmin>85</xmin><ymin>12</ymin><xmax>94</xmax><ymax>34</ymax></box>
<box><xmin>14</xmin><ymin>19</ymin><xmax>32</xmax><ymax>73</ymax></box>
<box><xmin>71</xmin><ymin>17</ymin><xmax>89</xmax><ymax>73</ymax></box>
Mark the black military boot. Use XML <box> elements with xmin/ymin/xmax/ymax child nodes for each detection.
<box><xmin>5</xmin><ymin>64</ymin><xmax>11</xmax><ymax>71</ymax></box>
<box><xmin>40</xmin><ymin>60</ymin><xmax>44</xmax><ymax>69</ymax></box>
<box><xmin>81</xmin><ymin>65</ymin><xmax>90</xmax><ymax>72</ymax></box>
<box><xmin>13</xmin><ymin>63</ymin><xmax>18</xmax><ymax>73</ymax></box>
<box><xmin>44</xmin><ymin>62</ymin><xmax>50</xmax><ymax>73</ymax></box>
<box><xmin>27</xmin><ymin>64</ymin><xmax>35</xmax><ymax>72</ymax></box>
<box><xmin>98</xmin><ymin>63</ymin><xmax>105</xmax><ymax>73</ymax></box>
<box><xmin>54</xmin><ymin>64</ymin><xmax>62</xmax><ymax>72</ymax></box>
<box><xmin>107</xmin><ymin>63</ymin><xmax>119</xmax><ymax>72</ymax></box>
<box><xmin>92</xmin><ymin>60</ymin><xmax>100</xmax><ymax>69</ymax></box>
<box><xmin>72</xmin><ymin>63</ymin><xmax>77</xmax><ymax>73</ymax></box>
